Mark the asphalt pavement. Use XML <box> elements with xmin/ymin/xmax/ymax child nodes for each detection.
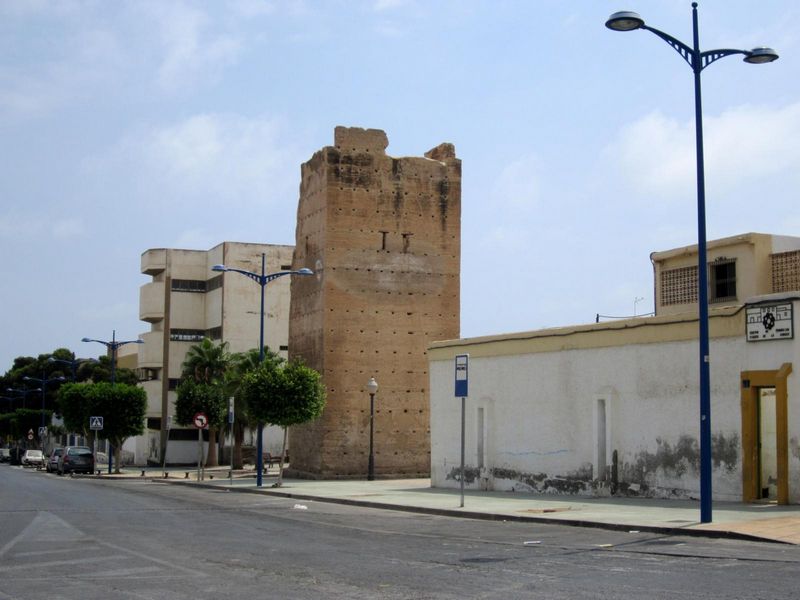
<box><xmin>90</xmin><ymin>465</ymin><xmax>800</xmax><ymax>545</ymax></box>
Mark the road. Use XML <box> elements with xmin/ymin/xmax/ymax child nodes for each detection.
<box><xmin>1</xmin><ymin>465</ymin><xmax>798</xmax><ymax>599</ymax></box>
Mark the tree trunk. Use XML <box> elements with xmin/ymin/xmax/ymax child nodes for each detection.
<box><xmin>114</xmin><ymin>443</ymin><xmax>122</xmax><ymax>474</ymax></box>
<box><xmin>233</xmin><ymin>422</ymin><xmax>244</xmax><ymax>469</ymax></box>
<box><xmin>205</xmin><ymin>427</ymin><xmax>218</xmax><ymax>467</ymax></box>
<box><xmin>275</xmin><ymin>427</ymin><xmax>288</xmax><ymax>487</ymax></box>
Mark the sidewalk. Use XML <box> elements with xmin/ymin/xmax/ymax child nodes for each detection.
<box><xmin>106</xmin><ymin>467</ymin><xmax>800</xmax><ymax>545</ymax></box>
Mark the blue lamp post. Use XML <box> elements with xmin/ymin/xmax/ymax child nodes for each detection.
<box><xmin>606</xmin><ymin>3</ymin><xmax>778</xmax><ymax>524</ymax></box>
<box><xmin>212</xmin><ymin>254</ymin><xmax>313</xmax><ymax>487</ymax></box>
<box><xmin>82</xmin><ymin>330</ymin><xmax>144</xmax><ymax>473</ymax></box>
<box><xmin>23</xmin><ymin>373</ymin><xmax>66</xmax><ymax>450</ymax></box>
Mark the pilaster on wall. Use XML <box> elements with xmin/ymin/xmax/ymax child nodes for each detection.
<box><xmin>289</xmin><ymin>126</ymin><xmax>461</xmax><ymax>478</ymax></box>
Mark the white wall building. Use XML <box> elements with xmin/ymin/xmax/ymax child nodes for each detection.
<box><xmin>135</xmin><ymin>242</ymin><xmax>295</xmax><ymax>466</ymax></box>
<box><xmin>430</xmin><ymin>233</ymin><xmax>800</xmax><ymax>504</ymax></box>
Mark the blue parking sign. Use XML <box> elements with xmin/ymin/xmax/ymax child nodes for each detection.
<box><xmin>454</xmin><ymin>354</ymin><xmax>468</xmax><ymax>397</ymax></box>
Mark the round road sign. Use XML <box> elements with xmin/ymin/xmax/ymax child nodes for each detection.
<box><xmin>193</xmin><ymin>412</ymin><xmax>208</xmax><ymax>429</ymax></box>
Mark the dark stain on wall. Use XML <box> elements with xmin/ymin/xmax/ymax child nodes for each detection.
<box><xmin>446</xmin><ymin>434</ymin><xmax>739</xmax><ymax>499</ymax></box>
<box><xmin>791</xmin><ymin>436</ymin><xmax>800</xmax><ymax>460</ymax></box>
<box><xmin>446</xmin><ymin>466</ymin><xmax>481</xmax><ymax>484</ymax></box>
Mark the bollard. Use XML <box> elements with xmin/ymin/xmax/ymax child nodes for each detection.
<box><xmin>141</xmin><ymin>470</ymin><xmax>146</xmax><ymax>477</ymax></box>
<box><xmin>185</xmin><ymin>471</ymin><xmax>189</xmax><ymax>479</ymax></box>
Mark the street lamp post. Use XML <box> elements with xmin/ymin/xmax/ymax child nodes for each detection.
<box><xmin>6</xmin><ymin>387</ymin><xmax>41</xmax><ymax>411</ymax></box>
<box><xmin>23</xmin><ymin>373</ymin><xmax>66</xmax><ymax>451</ymax></box>
<box><xmin>82</xmin><ymin>330</ymin><xmax>144</xmax><ymax>473</ymax></box>
<box><xmin>606</xmin><ymin>3</ymin><xmax>778</xmax><ymax>523</ymax></box>
<box><xmin>6</xmin><ymin>388</ymin><xmax>41</xmax><ymax>447</ymax></box>
<box><xmin>212</xmin><ymin>253</ymin><xmax>313</xmax><ymax>487</ymax></box>
<box><xmin>48</xmin><ymin>356</ymin><xmax>98</xmax><ymax>381</ymax></box>
<box><xmin>366</xmin><ymin>377</ymin><xmax>378</xmax><ymax>481</ymax></box>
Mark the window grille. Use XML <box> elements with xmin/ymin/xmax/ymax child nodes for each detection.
<box><xmin>660</xmin><ymin>266</ymin><xmax>697</xmax><ymax>305</ymax></box>
<box><xmin>171</xmin><ymin>279</ymin><xmax>206</xmax><ymax>293</ymax></box>
<box><xmin>709</xmin><ymin>259</ymin><xmax>736</xmax><ymax>303</ymax></box>
<box><xmin>771</xmin><ymin>250</ymin><xmax>800</xmax><ymax>293</ymax></box>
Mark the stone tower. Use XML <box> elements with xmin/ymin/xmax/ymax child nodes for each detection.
<box><xmin>288</xmin><ymin>126</ymin><xmax>461</xmax><ymax>478</ymax></box>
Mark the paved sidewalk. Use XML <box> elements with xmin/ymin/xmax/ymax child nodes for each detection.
<box><xmin>117</xmin><ymin>468</ymin><xmax>800</xmax><ymax>545</ymax></box>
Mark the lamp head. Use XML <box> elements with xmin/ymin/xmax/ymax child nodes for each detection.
<box><xmin>744</xmin><ymin>47</ymin><xmax>779</xmax><ymax>64</ymax></box>
<box><xmin>606</xmin><ymin>11</ymin><xmax>644</xmax><ymax>31</ymax></box>
<box><xmin>366</xmin><ymin>377</ymin><xmax>379</xmax><ymax>395</ymax></box>
<box><xmin>296</xmin><ymin>268</ymin><xmax>314</xmax><ymax>276</ymax></box>
<box><xmin>211</xmin><ymin>264</ymin><xmax>227</xmax><ymax>272</ymax></box>
<box><xmin>81</xmin><ymin>337</ymin><xmax>92</xmax><ymax>343</ymax></box>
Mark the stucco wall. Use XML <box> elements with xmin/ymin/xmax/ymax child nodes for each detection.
<box><xmin>430</xmin><ymin>298</ymin><xmax>799</xmax><ymax>502</ymax></box>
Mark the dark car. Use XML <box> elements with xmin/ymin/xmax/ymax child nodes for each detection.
<box><xmin>46</xmin><ymin>448</ymin><xmax>64</xmax><ymax>472</ymax></box>
<box><xmin>58</xmin><ymin>446</ymin><xmax>95</xmax><ymax>475</ymax></box>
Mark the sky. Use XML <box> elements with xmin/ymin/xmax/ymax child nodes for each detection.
<box><xmin>1</xmin><ymin>0</ymin><xmax>798</xmax><ymax>371</ymax></box>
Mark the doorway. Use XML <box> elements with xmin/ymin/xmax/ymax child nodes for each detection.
<box><xmin>740</xmin><ymin>364</ymin><xmax>792</xmax><ymax>504</ymax></box>
<box><xmin>757</xmin><ymin>387</ymin><xmax>777</xmax><ymax>500</ymax></box>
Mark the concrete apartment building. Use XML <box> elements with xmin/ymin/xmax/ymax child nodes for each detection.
<box><xmin>288</xmin><ymin>126</ymin><xmax>462</xmax><ymax>479</ymax></box>
<box><xmin>430</xmin><ymin>233</ymin><xmax>800</xmax><ymax>504</ymax></box>
<box><xmin>136</xmin><ymin>242</ymin><xmax>294</xmax><ymax>465</ymax></box>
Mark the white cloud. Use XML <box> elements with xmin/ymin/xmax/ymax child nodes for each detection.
<box><xmin>603</xmin><ymin>102</ymin><xmax>800</xmax><ymax>200</ymax></box>
<box><xmin>0</xmin><ymin>213</ymin><xmax>84</xmax><ymax>241</ymax></box>
<box><xmin>137</xmin><ymin>2</ymin><xmax>243</xmax><ymax>94</ymax></box>
<box><xmin>85</xmin><ymin>112</ymin><xmax>306</xmax><ymax>212</ymax></box>
<box><xmin>231</xmin><ymin>0</ymin><xmax>276</xmax><ymax>18</ymax></box>
<box><xmin>373</xmin><ymin>0</ymin><xmax>411</xmax><ymax>11</ymax></box>
<box><xmin>52</xmin><ymin>218</ymin><xmax>85</xmax><ymax>239</ymax></box>
<box><xmin>490</xmin><ymin>154</ymin><xmax>542</xmax><ymax>210</ymax></box>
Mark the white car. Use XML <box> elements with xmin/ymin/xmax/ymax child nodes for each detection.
<box><xmin>22</xmin><ymin>449</ymin><xmax>44</xmax><ymax>468</ymax></box>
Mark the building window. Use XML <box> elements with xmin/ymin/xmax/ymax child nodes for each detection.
<box><xmin>280</xmin><ymin>264</ymin><xmax>292</xmax><ymax>270</ymax></box>
<box><xmin>206</xmin><ymin>274</ymin><xmax>223</xmax><ymax>292</ymax></box>
<box><xmin>279</xmin><ymin>345</ymin><xmax>288</xmax><ymax>352</ymax></box>
<box><xmin>709</xmin><ymin>259</ymin><xmax>736</xmax><ymax>303</ymax></box>
<box><xmin>206</xmin><ymin>326</ymin><xmax>222</xmax><ymax>340</ymax></box>
<box><xmin>168</xmin><ymin>378</ymin><xmax>181</xmax><ymax>391</ymax></box>
<box><xmin>660</xmin><ymin>266</ymin><xmax>698</xmax><ymax>306</ymax></box>
<box><xmin>171</xmin><ymin>279</ymin><xmax>206</xmax><ymax>293</ymax></box>
<box><xmin>771</xmin><ymin>250</ymin><xmax>800</xmax><ymax>293</ymax></box>
<box><xmin>169</xmin><ymin>329</ymin><xmax>205</xmax><ymax>342</ymax></box>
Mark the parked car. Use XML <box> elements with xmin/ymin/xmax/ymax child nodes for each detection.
<box><xmin>46</xmin><ymin>448</ymin><xmax>64</xmax><ymax>472</ymax></box>
<box><xmin>58</xmin><ymin>446</ymin><xmax>95</xmax><ymax>475</ymax></box>
<box><xmin>22</xmin><ymin>449</ymin><xmax>45</xmax><ymax>468</ymax></box>
<box><xmin>0</xmin><ymin>448</ymin><xmax>10</xmax><ymax>463</ymax></box>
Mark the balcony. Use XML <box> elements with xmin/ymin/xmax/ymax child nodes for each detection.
<box><xmin>138</xmin><ymin>332</ymin><xmax>163</xmax><ymax>368</ymax></box>
<box><xmin>141</xmin><ymin>249</ymin><xmax>167</xmax><ymax>276</ymax></box>
<box><xmin>139</xmin><ymin>282</ymin><xmax>165</xmax><ymax>323</ymax></box>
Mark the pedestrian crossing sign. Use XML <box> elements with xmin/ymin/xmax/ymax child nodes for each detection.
<box><xmin>90</xmin><ymin>416</ymin><xmax>104</xmax><ymax>430</ymax></box>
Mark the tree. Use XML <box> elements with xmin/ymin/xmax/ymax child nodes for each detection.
<box><xmin>240</xmin><ymin>358</ymin><xmax>326</xmax><ymax>485</ymax></box>
<box><xmin>225</xmin><ymin>348</ymin><xmax>284</xmax><ymax>469</ymax></box>
<box><xmin>175</xmin><ymin>339</ymin><xmax>230</xmax><ymax>467</ymax></box>
<box><xmin>57</xmin><ymin>381</ymin><xmax>146</xmax><ymax>473</ymax></box>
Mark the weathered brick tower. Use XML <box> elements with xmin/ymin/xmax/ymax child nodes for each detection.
<box><xmin>288</xmin><ymin>126</ymin><xmax>461</xmax><ymax>478</ymax></box>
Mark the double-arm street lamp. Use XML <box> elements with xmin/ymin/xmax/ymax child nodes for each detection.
<box><xmin>48</xmin><ymin>356</ymin><xmax>98</xmax><ymax>381</ymax></box>
<box><xmin>82</xmin><ymin>330</ymin><xmax>144</xmax><ymax>473</ymax></box>
<box><xmin>6</xmin><ymin>387</ymin><xmax>41</xmax><ymax>411</ymax></box>
<box><xmin>23</xmin><ymin>373</ymin><xmax>66</xmax><ymax>449</ymax></box>
<box><xmin>212</xmin><ymin>254</ymin><xmax>313</xmax><ymax>487</ymax></box>
<box><xmin>6</xmin><ymin>388</ymin><xmax>41</xmax><ymax>446</ymax></box>
<box><xmin>606</xmin><ymin>3</ymin><xmax>778</xmax><ymax>523</ymax></box>
<box><xmin>366</xmin><ymin>377</ymin><xmax>378</xmax><ymax>481</ymax></box>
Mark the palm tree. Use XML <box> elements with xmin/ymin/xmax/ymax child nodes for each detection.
<box><xmin>181</xmin><ymin>338</ymin><xmax>230</xmax><ymax>467</ymax></box>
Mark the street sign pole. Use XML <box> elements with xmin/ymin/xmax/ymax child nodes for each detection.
<box><xmin>193</xmin><ymin>412</ymin><xmax>208</xmax><ymax>482</ymax></box>
<box><xmin>454</xmin><ymin>354</ymin><xmax>469</xmax><ymax>508</ymax></box>
<box><xmin>228</xmin><ymin>398</ymin><xmax>235</xmax><ymax>485</ymax></box>
<box><xmin>162</xmin><ymin>415</ymin><xmax>171</xmax><ymax>477</ymax></box>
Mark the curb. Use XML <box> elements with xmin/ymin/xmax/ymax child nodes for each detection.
<box><xmin>151</xmin><ymin>478</ymin><xmax>788</xmax><ymax>545</ymax></box>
